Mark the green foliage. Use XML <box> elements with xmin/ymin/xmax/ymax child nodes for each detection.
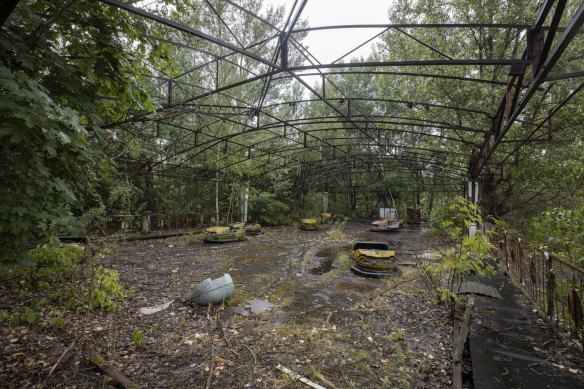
<box><xmin>91</xmin><ymin>266</ymin><xmax>124</xmax><ymax>311</ymax></box>
<box><xmin>28</xmin><ymin>244</ymin><xmax>84</xmax><ymax>269</ymax></box>
<box><xmin>327</xmin><ymin>219</ymin><xmax>347</xmax><ymax>241</ymax></box>
<box><xmin>78</xmin><ymin>205</ymin><xmax>110</xmax><ymax>234</ymax></box>
<box><xmin>25</xmin><ymin>243</ymin><xmax>84</xmax><ymax>285</ymax></box>
<box><xmin>430</xmin><ymin>196</ymin><xmax>481</xmax><ymax>237</ymax></box>
<box><xmin>527</xmin><ymin>205</ymin><xmax>584</xmax><ymax>267</ymax></box>
<box><xmin>49</xmin><ymin>309</ymin><xmax>66</xmax><ymax>329</ymax></box>
<box><xmin>0</xmin><ymin>67</ymin><xmax>91</xmax><ymax>261</ymax></box>
<box><xmin>67</xmin><ymin>298</ymin><xmax>85</xmax><ymax>314</ymax></box>
<box><xmin>427</xmin><ymin>197</ymin><xmax>494</xmax><ymax>307</ymax></box>
<box><xmin>249</xmin><ymin>191</ymin><xmax>290</xmax><ymax>225</ymax></box>
<box><xmin>23</xmin><ymin>307</ymin><xmax>40</xmax><ymax>326</ymax></box>
<box><xmin>430</xmin><ymin>235</ymin><xmax>494</xmax><ymax>277</ymax></box>
<box><xmin>108</xmin><ymin>182</ymin><xmax>144</xmax><ymax>216</ymax></box>
<box><xmin>0</xmin><ymin>0</ymin><xmax>178</xmax><ymax>262</ymax></box>
<box><xmin>133</xmin><ymin>329</ymin><xmax>145</xmax><ymax>347</ymax></box>
<box><xmin>9</xmin><ymin>312</ymin><xmax>21</xmax><ymax>327</ymax></box>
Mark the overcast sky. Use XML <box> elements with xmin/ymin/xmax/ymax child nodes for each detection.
<box><xmin>263</xmin><ymin>0</ymin><xmax>394</xmax><ymax>64</ymax></box>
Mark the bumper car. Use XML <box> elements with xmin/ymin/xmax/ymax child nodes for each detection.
<box><xmin>243</xmin><ymin>222</ymin><xmax>262</xmax><ymax>235</ymax></box>
<box><xmin>300</xmin><ymin>218</ymin><xmax>319</xmax><ymax>230</ymax></box>
<box><xmin>203</xmin><ymin>225</ymin><xmax>246</xmax><ymax>243</ymax></box>
<box><xmin>231</xmin><ymin>222</ymin><xmax>262</xmax><ymax>235</ymax></box>
<box><xmin>350</xmin><ymin>241</ymin><xmax>400</xmax><ymax>277</ymax></box>
<box><xmin>320</xmin><ymin>212</ymin><xmax>333</xmax><ymax>223</ymax></box>
<box><xmin>370</xmin><ymin>218</ymin><xmax>400</xmax><ymax>232</ymax></box>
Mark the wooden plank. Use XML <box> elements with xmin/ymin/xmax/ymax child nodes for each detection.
<box><xmin>452</xmin><ymin>315</ymin><xmax>462</xmax><ymax>389</ymax></box>
<box><xmin>88</xmin><ymin>352</ymin><xmax>137</xmax><ymax>389</ymax></box>
<box><xmin>453</xmin><ymin>296</ymin><xmax>475</xmax><ymax>363</ymax></box>
<box><xmin>453</xmin><ymin>296</ymin><xmax>475</xmax><ymax>389</ymax></box>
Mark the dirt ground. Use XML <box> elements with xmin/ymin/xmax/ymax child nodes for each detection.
<box><xmin>1</xmin><ymin>222</ymin><xmax>454</xmax><ymax>388</ymax></box>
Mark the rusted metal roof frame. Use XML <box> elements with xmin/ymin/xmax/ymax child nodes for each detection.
<box><xmin>92</xmin><ymin>0</ymin><xmax>584</xmax><ymax>186</ymax></box>
<box><xmin>470</xmin><ymin>0</ymin><xmax>584</xmax><ymax>177</ymax></box>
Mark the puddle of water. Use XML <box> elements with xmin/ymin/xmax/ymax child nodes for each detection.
<box><xmin>309</xmin><ymin>259</ymin><xmax>334</xmax><ymax>275</ymax></box>
<box><xmin>309</xmin><ymin>246</ymin><xmax>349</xmax><ymax>275</ymax></box>
<box><xmin>334</xmin><ymin>281</ymin><xmax>378</xmax><ymax>292</ymax></box>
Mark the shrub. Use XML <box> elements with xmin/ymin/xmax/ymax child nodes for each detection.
<box><xmin>426</xmin><ymin>197</ymin><xmax>494</xmax><ymax>310</ymax></box>
<box><xmin>90</xmin><ymin>266</ymin><xmax>124</xmax><ymax>311</ymax></box>
<box><xmin>327</xmin><ymin>219</ymin><xmax>347</xmax><ymax>241</ymax></box>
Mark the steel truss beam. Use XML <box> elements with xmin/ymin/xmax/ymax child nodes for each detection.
<box><xmin>288</xmin><ymin>59</ymin><xmax>529</xmax><ymax>71</ymax></box>
<box><xmin>99</xmin><ymin>0</ymin><xmax>279</xmax><ymax>68</ymax></box>
<box><xmin>278</xmin><ymin>70</ymin><xmax>509</xmax><ymax>86</ymax></box>
<box><xmin>291</xmin><ymin>23</ymin><xmax>533</xmax><ymax>33</ymax></box>
<box><xmin>96</xmin><ymin>0</ymin><xmax>583</xmax><ymax>187</ymax></box>
<box><xmin>470</xmin><ymin>0</ymin><xmax>584</xmax><ymax>178</ymax></box>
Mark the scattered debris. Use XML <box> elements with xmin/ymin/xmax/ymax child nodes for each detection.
<box><xmin>12</xmin><ymin>223</ymin><xmax>579</xmax><ymax>388</ymax></box>
<box><xmin>241</xmin><ymin>320</ymin><xmax>255</xmax><ymax>332</ymax></box>
<box><xmin>192</xmin><ymin>274</ymin><xmax>235</xmax><ymax>305</ymax></box>
<box><xmin>139</xmin><ymin>300</ymin><xmax>174</xmax><ymax>315</ymax></box>
<box><xmin>457</xmin><ymin>281</ymin><xmax>501</xmax><ymax>299</ymax></box>
<box><xmin>234</xmin><ymin>301</ymin><xmax>290</xmax><ymax>332</ymax></box>
<box><xmin>88</xmin><ymin>352</ymin><xmax>137</xmax><ymax>389</ymax></box>
<box><xmin>221</xmin><ymin>305</ymin><xmax>251</xmax><ymax>320</ymax></box>
<box><xmin>244</xmin><ymin>299</ymin><xmax>274</xmax><ymax>314</ymax></box>
<box><xmin>276</xmin><ymin>364</ymin><xmax>327</xmax><ymax>389</ymax></box>
<box><xmin>265</xmin><ymin>310</ymin><xmax>291</xmax><ymax>324</ymax></box>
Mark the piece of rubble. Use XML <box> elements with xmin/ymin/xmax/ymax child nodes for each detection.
<box><xmin>222</xmin><ymin>305</ymin><xmax>251</xmax><ymax>320</ymax></box>
<box><xmin>265</xmin><ymin>310</ymin><xmax>291</xmax><ymax>324</ymax></box>
<box><xmin>245</xmin><ymin>299</ymin><xmax>274</xmax><ymax>314</ymax></box>
<box><xmin>139</xmin><ymin>300</ymin><xmax>174</xmax><ymax>315</ymax></box>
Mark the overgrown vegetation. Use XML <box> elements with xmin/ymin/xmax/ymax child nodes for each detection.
<box><xmin>326</xmin><ymin>219</ymin><xmax>347</xmax><ymax>241</ymax></box>
<box><xmin>527</xmin><ymin>206</ymin><xmax>584</xmax><ymax>267</ymax></box>
<box><xmin>2</xmin><ymin>0</ymin><xmax>580</xmax><ymax>266</ymax></box>
<box><xmin>0</xmin><ymin>0</ymin><xmax>583</xmax><ymax>384</ymax></box>
<box><xmin>0</xmin><ymin>242</ymin><xmax>125</xmax><ymax>331</ymax></box>
<box><xmin>427</xmin><ymin>197</ymin><xmax>494</xmax><ymax>310</ymax></box>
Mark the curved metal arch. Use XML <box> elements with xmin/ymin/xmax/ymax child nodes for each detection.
<box><xmin>261</xmin><ymin>124</ymin><xmax>479</xmax><ymax>147</ymax></box>
<box><xmin>260</xmin><ymin>116</ymin><xmax>484</xmax><ymax>134</ymax></box>
<box><xmin>274</xmin><ymin>70</ymin><xmax>509</xmax><ymax>86</ymax></box>
<box><xmin>95</xmin><ymin>0</ymin><xmax>582</xmax><ymax>186</ymax></box>
<box><xmin>99</xmin><ymin>0</ymin><xmax>279</xmax><ymax>68</ymax></box>
<box><xmin>217</xmin><ymin>141</ymin><xmax>467</xmax><ymax>175</ymax></box>
<box><xmin>291</xmin><ymin>23</ymin><xmax>532</xmax><ymax>34</ymax></box>
<box><xmin>241</xmin><ymin>96</ymin><xmax>494</xmax><ymax>117</ymax></box>
<box><xmin>290</xmin><ymin>164</ymin><xmax>467</xmax><ymax>186</ymax></box>
<box><xmin>148</xmin><ymin>119</ymin><xmax>305</xmax><ymax>172</ymax></box>
<box><xmin>294</xmin><ymin>152</ymin><xmax>467</xmax><ymax>174</ymax></box>
<box><xmin>268</xmin><ymin>138</ymin><xmax>470</xmax><ymax>158</ymax></box>
<box><xmin>287</xmin><ymin>59</ymin><xmax>529</xmax><ymax>72</ymax></box>
<box><xmin>217</xmin><ymin>145</ymin><xmax>468</xmax><ymax>180</ymax></box>
<box><xmin>243</xmin><ymin>162</ymin><xmax>465</xmax><ymax>189</ymax></box>
<box><xmin>139</xmin><ymin>108</ymin><xmax>477</xmax><ymax>173</ymax></box>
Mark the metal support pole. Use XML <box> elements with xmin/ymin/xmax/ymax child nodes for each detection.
<box><xmin>279</xmin><ymin>32</ymin><xmax>288</xmax><ymax>69</ymax></box>
<box><xmin>240</xmin><ymin>187</ymin><xmax>249</xmax><ymax>223</ymax></box>
<box><xmin>468</xmin><ymin>179</ymin><xmax>479</xmax><ymax>236</ymax></box>
<box><xmin>215</xmin><ymin>143</ymin><xmax>220</xmax><ymax>225</ymax></box>
<box><xmin>142</xmin><ymin>214</ymin><xmax>151</xmax><ymax>233</ymax></box>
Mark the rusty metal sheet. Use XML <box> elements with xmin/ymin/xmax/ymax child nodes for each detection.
<box><xmin>221</xmin><ymin>305</ymin><xmax>251</xmax><ymax>321</ymax></box>
<box><xmin>457</xmin><ymin>281</ymin><xmax>502</xmax><ymax>299</ymax></box>
<box><xmin>265</xmin><ymin>310</ymin><xmax>291</xmax><ymax>324</ymax></box>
